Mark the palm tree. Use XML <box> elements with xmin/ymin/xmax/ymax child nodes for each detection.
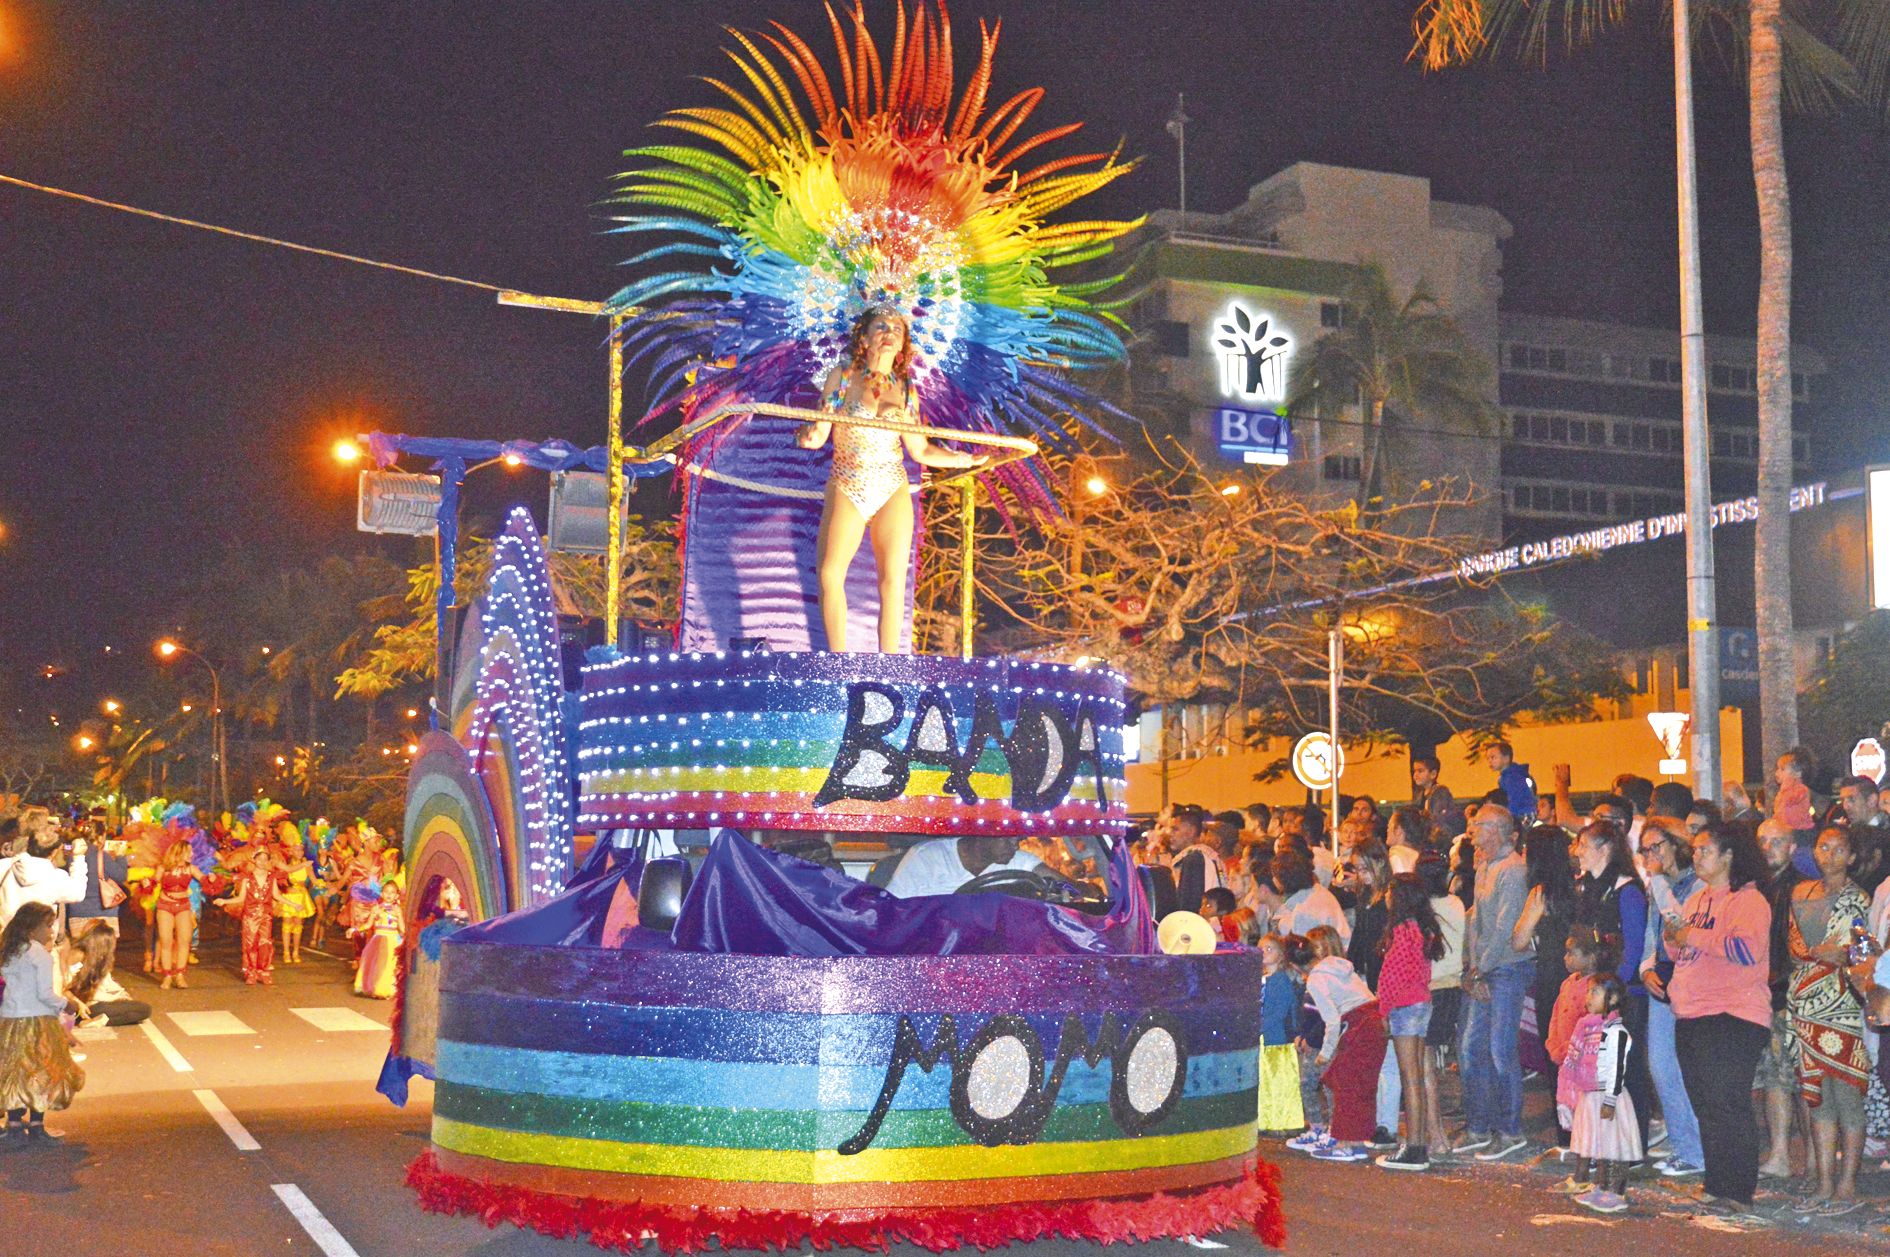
<box><xmin>1285</xmin><ymin>260</ymin><xmax>1497</xmax><ymax>514</ymax></box>
<box><xmin>1411</xmin><ymin>0</ymin><xmax>1888</xmax><ymax>768</ymax></box>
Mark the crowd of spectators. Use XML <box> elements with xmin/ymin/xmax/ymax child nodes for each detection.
<box><xmin>1134</xmin><ymin>743</ymin><xmax>1890</xmax><ymax>1221</ymax></box>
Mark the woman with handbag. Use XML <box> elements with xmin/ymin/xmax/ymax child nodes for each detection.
<box><xmin>65</xmin><ymin>837</ymin><xmax>131</xmax><ymax>945</ymax></box>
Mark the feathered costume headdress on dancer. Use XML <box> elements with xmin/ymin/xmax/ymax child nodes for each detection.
<box><xmin>606</xmin><ymin>0</ymin><xmax>1142</xmax><ymax>518</ymax></box>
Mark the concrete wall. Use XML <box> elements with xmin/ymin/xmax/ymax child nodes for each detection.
<box><xmin>1126</xmin><ymin>707</ymin><xmax>1745</xmax><ymax>815</ymax></box>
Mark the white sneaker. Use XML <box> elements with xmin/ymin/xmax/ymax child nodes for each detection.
<box><xmin>1284</xmin><ymin>1125</ymin><xmax>1330</xmax><ymax>1153</ymax></box>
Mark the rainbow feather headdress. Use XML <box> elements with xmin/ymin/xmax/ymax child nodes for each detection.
<box><xmin>607</xmin><ymin>0</ymin><xmax>1141</xmax><ymax>511</ymax></box>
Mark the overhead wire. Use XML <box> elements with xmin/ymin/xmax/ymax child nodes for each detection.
<box><xmin>0</xmin><ymin>171</ymin><xmax>509</xmax><ymax>293</ymax></box>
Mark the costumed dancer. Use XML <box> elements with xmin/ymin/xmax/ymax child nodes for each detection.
<box><xmin>1256</xmin><ymin>933</ymin><xmax>1304</xmax><ymax>1134</ymax></box>
<box><xmin>309</xmin><ymin>822</ymin><xmax>349</xmax><ymax>952</ymax></box>
<box><xmin>215</xmin><ymin>846</ymin><xmax>278</xmax><ymax>985</ymax></box>
<box><xmin>353</xmin><ymin>883</ymin><xmax>403</xmax><ymax>999</ymax></box>
<box><xmin>0</xmin><ymin>903</ymin><xmax>87</xmax><ymax>1141</ymax></box>
<box><xmin>796</xmin><ymin>307</ymin><xmax>989</xmax><ymax>653</ymax></box>
<box><xmin>344</xmin><ymin>828</ymin><xmax>384</xmax><ymax>960</ymax></box>
<box><xmin>606</xmin><ymin>0</ymin><xmax>1140</xmax><ymax>655</ymax></box>
<box><xmin>275</xmin><ymin>823</ymin><xmax>317</xmax><ymax>965</ymax></box>
<box><xmin>151</xmin><ymin>841</ymin><xmax>198</xmax><ymax>990</ymax></box>
<box><xmin>1558</xmin><ymin>975</ymin><xmax>1640</xmax><ymax>1214</ymax></box>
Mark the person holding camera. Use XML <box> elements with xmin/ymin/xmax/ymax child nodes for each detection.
<box><xmin>0</xmin><ymin>812</ymin><xmax>88</xmax><ymax>935</ymax></box>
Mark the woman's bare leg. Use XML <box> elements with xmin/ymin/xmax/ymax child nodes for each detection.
<box><xmin>868</xmin><ymin>487</ymin><xmax>915</xmax><ymax>653</ymax></box>
<box><xmin>816</xmin><ymin>490</ymin><xmax>870</xmax><ymax>652</ymax></box>
<box><xmin>1394</xmin><ymin>1034</ymin><xmax>1427</xmax><ymax>1149</ymax></box>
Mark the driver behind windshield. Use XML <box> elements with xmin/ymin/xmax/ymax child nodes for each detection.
<box><xmin>881</xmin><ymin>835</ymin><xmax>1045</xmax><ymax>898</ymax></box>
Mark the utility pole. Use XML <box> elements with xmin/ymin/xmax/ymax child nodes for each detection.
<box><xmin>1165</xmin><ymin>93</ymin><xmax>1190</xmax><ymax>215</ymax></box>
<box><xmin>1328</xmin><ymin>628</ymin><xmax>1343</xmax><ymax>858</ymax></box>
<box><xmin>1673</xmin><ymin>0</ymin><xmax>1722</xmax><ymax>797</ymax></box>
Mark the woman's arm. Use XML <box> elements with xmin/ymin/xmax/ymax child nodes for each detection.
<box><xmin>1615</xmin><ymin>882</ymin><xmax>1648</xmax><ymax>984</ymax></box>
<box><xmin>797</xmin><ymin>368</ymin><xmax>844</xmax><ymax>450</ymax></box>
<box><xmin>1511</xmin><ymin>885</ymin><xmax>1545</xmax><ymax>953</ymax></box>
<box><xmin>895</xmin><ymin>397</ymin><xmax>990</xmax><ymax>470</ymax></box>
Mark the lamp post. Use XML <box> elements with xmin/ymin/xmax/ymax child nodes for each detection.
<box><xmin>156</xmin><ymin>638</ymin><xmax>225</xmax><ymax>816</ymax></box>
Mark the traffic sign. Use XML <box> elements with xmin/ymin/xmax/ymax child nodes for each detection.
<box><xmin>1291</xmin><ymin>732</ymin><xmax>1344</xmax><ymax>791</ymax></box>
<box><xmin>1853</xmin><ymin>737</ymin><xmax>1887</xmax><ymax>785</ymax></box>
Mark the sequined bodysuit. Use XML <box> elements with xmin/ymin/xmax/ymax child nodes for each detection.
<box><xmin>830</xmin><ymin>401</ymin><xmax>911</xmax><ymax>520</ymax></box>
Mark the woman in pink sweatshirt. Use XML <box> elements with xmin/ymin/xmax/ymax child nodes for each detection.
<box><xmin>1666</xmin><ymin>822</ymin><xmax>1773</xmax><ymax>1212</ymax></box>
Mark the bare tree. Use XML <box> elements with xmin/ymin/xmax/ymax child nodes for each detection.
<box><xmin>920</xmin><ymin>439</ymin><xmax>1626</xmax><ymax>749</ymax></box>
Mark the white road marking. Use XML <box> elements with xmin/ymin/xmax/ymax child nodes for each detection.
<box><xmin>138</xmin><ymin>1020</ymin><xmax>194</xmax><ymax>1072</ymax></box>
<box><xmin>74</xmin><ymin>1025</ymin><xmax>119</xmax><ymax>1042</ymax></box>
<box><xmin>289</xmin><ymin>1006</ymin><xmax>386</xmax><ymax>1032</ymax></box>
<box><xmin>272</xmin><ymin>1184</ymin><xmax>362</xmax><ymax>1257</ymax></box>
<box><xmin>192</xmin><ymin>1088</ymin><xmax>261</xmax><ymax>1151</ymax></box>
<box><xmin>1180</xmin><ymin>1238</ymin><xmax>1229</xmax><ymax>1249</ymax></box>
<box><xmin>166</xmin><ymin>1010</ymin><xmax>256</xmax><ymax>1036</ymax></box>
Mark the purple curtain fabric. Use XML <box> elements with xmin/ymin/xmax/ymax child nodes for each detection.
<box><xmin>670</xmin><ymin>832</ymin><xmax>1156</xmax><ymax>958</ymax></box>
<box><xmin>678</xmin><ymin>413</ymin><xmax>919</xmax><ymax>653</ymax></box>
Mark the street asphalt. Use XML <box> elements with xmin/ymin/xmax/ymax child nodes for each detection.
<box><xmin>2</xmin><ymin>918</ymin><xmax>1881</xmax><ymax>1256</ymax></box>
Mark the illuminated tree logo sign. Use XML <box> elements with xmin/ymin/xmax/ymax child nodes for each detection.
<box><xmin>1213</xmin><ymin>302</ymin><xmax>1292</xmax><ymax>402</ymax></box>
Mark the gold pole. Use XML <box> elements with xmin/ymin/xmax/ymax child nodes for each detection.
<box><xmin>605</xmin><ymin>313</ymin><xmax>626</xmax><ymax>648</ymax></box>
<box><xmin>960</xmin><ymin>478</ymin><xmax>976</xmax><ymax>659</ymax></box>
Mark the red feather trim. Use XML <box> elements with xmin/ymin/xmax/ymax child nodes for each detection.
<box><xmin>406</xmin><ymin>1151</ymin><xmax>1285</xmax><ymax>1253</ymax></box>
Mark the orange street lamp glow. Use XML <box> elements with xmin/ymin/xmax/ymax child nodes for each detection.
<box><xmin>404</xmin><ymin>708</ymin><xmax>419</xmax><ymax>719</ymax></box>
<box><xmin>1219</xmin><ymin>483</ymin><xmax>1241</xmax><ymax>497</ymax></box>
<box><xmin>502</xmin><ymin>452</ymin><xmax>524</xmax><ymax>468</ymax></box>
<box><xmin>155</xmin><ymin>638</ymin><xmax>180</xmax><ymax>660</ymax></box>
<box><xmin>75</xmin><ymin>735</ymin><xmax>95</xmax><ymax>752</ymax></box>
<box><xmin>1084</xmin><ymin>476</ymin><xmax>1107</xmax><ymax>497</ymax></box>
<box><xmin>102</xmin><ymin>699</ymin><xmax>121</xmax><ymax>716</ymax></box>
<box><xmin>333</xmin><ymin>438</ymin><xmax>363</xmax><ymax>464</ymax></box>
<box><xmin>274</xmin><ymin>754</ymin><xmax>287</xmax><ymax>767</ymax></box>
<box><xmin>180</xmin><ymin>702</ymin><xmax>194</xmax><ymax>713</ymax></box>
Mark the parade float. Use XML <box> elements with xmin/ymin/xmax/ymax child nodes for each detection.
<box><xmin>377</xmin><ymin>4</ymin><xmax>1283</xmax><ymax>1250</ymax></box>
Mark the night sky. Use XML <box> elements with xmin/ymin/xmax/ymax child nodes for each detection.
<box><xmin>4</xmin><ymin>1</ymin><xmax>1888</xmax><ymax>721</ymax></box>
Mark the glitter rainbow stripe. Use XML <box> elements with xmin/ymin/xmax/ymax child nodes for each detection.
<box><xmin>428</xmin><ymin>943</ymin><xmax>1260</xmax><ymax>1210</ymax></box>
<box><xmin>576</xmin><ymin>649</ymin><xmax>1130</xmax><ymax>837</ymax></box>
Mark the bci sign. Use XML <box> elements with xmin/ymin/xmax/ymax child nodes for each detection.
<box><xmin>1216</xmin><ymin>408</ymin><xmax>1291</xmax><ymax>466</ymax></box>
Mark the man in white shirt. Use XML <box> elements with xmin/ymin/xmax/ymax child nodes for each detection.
<box><xmin>0</xmin><ymin>810</ymin><xmax>88</xmax><ymax>932</ymax></box>
<box><xmin>883</xmin><ymin>835</ymin><xmax>1044</xmax><ymax>898</ymax></box>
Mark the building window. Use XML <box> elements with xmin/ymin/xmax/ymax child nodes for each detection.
<box><xmin>1153</xmin><ymin>320</ymin><xmax>1189</xmax><ymax>358</ymax></box>
<box><xmin>1323</xmin><ymin>454</ymin><xmax>1361</xmax><ymax>482</ymax></box>
<box><xmin>1320</xmin><ymin>301</ymin><xmax>1344</xmax><ymax>329</ymax></box>
<box><xmin>1793</xmin><ymin>434</ymin><xmax>1810</xmax><ymax>463</ymax></box>
<box><xmin>1648</xmin><ymin>356</ymin><xmax>1682</xmax><ymax>384</ymax></box>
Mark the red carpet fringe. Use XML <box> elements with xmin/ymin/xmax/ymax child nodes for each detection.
<box><xmin>406</xmin><ymin>1152</ymin><xmax>1286</xmax><ymax>1252</ymax></box>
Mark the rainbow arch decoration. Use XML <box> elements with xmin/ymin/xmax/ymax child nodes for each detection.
<box><xmin>463</xmin><ymin>508</ymin><xmax>575</xmax><ymax>909</ymax></box>
<box><xmin>403</xmin><ymin>507</ymin><xmax>574</xmax><ymax>920</ymax></box>
<box><xmin>403</xmin><ymin>732</ymin><xmax>505</xmax><ymax>925</ymax></box>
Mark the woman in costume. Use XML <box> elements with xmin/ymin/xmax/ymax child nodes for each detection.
<box><xmin>215</xmin><ymin>845</ymin><xmax>278</xmax><ymax>985</ymax></box>
<box><xmin>151</xmin><ymin>841</ymin><xmax>197</xmax><ymax>990</ymax></box>
<box><xmin>353</xmin><ymin>883</ymin><xmax>403</xmax><ymax>1000</ymax></box>
<box><xmin>796</xmin><ymin>306</ymin><xmax>988</xmax><ymax>654</ymax></box>
<box><xmin>274</xmin><ymin>823</ymin><xmax>316</xmax><ymax>965</ymax></box>
<box><xmin>1786</xmin><ymin>824</ymin><xmax>1872</xmax><ymax>1212</ymax></box>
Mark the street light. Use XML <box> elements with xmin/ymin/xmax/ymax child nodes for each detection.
<box><xmin>101</xmin><ymin>699</ymin><xmax>121</xmax><ymax>716</ymax></box>
<box><xmin>74</xmin><ymin>734</ymin><xmax>96</xmax><ymax>753</ymax></box>
<box><xmin>333</xmin><ymin>438</ymin><xmax>363</xmax><ymax>465</ymax></box>
<box><xmin>155</xmin><ymin>638</ymin><xmax>226</xmax><ymax>816</ymax></box>
<box><xmin>1084</xmin><ymin>475</ymin><xmax>1108</xmax><ymax>497</ymax></box>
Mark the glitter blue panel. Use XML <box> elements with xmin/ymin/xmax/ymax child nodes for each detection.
<box><xmin>438</xmin><ymin>996</ymin><xmax>1257</xmax><ymax>1065</ymax></box>
<box><xmin>434</xmin><ymin>1039</ymin><xmax>1257</xmax><ymax>1112</ymax></box>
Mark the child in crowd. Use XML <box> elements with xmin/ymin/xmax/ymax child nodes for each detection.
<box><xmin>1545</xmin><ymin>929</ymin><xmax>1616</xmax><ymax>1152</ymax></box>
<box><xmin>1200</xmin><ymin>887</ymin><xmax>1243</xmax><ymax>943</ymax></box>
<box><xmin>0</xmin><ymin>903</ymin><xmax>87</xmax><ymax>1140</ymax></box>
<box><xmin>1773</xmin><ymin>748</ymin><xmax>1815</xmax><ymax>834</ymax></box>
<box><xmin>1375</xmin><ymin>873</ymin><xmax>1445</xmax><ymax>1171</ymax></box>
<box><xmin>1559</xmin><ymin>974</ymin><xmax>1640</xmax><ymax>1213</ymax></box>
<box><xmin>1284</xmin><ymin>933</ymin><xmax>1332</xmax><ymax>1152</ymax></box>
<box><xmin>1257</xmin><ymin>933</ymin><xmax>1304</xmax><ymax>1134</ymax></box>
<box><xmin>1289</xmin><ymin>926</ymin><xmax>1387</xmax><ymax>1163</ymax></box>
